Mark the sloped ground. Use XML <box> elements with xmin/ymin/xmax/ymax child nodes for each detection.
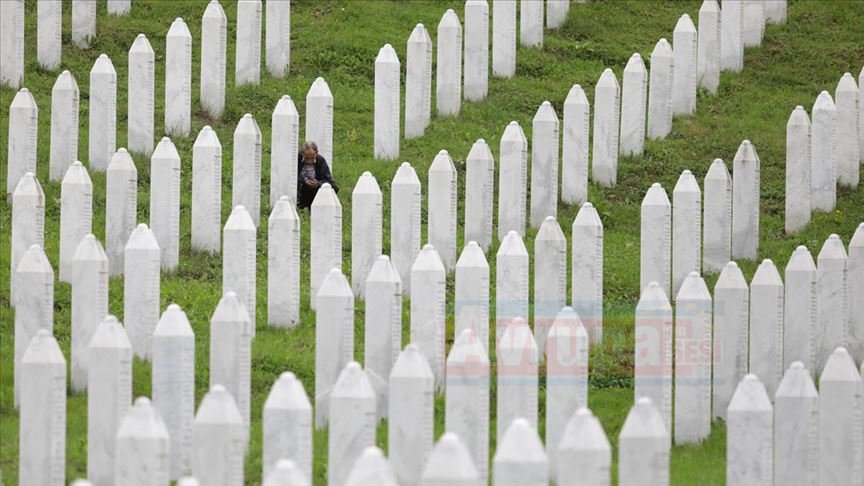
<box><xmin>1</xmin><ymin>1</ymin><xmax>862</xmax><ymax>484</ymax></box>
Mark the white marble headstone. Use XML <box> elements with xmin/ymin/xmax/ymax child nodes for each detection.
<box><xmin>427</xmin><ymin>151</ymin><xmax>458</xmax><ymax>270</ymax></box>
<box><xmin>388</xmin><ymin>344</ymin><xmax>435</xmax><ymax>486</ymax></box>
<box><xmin>620</xmin><ymin>53</ymin><xmax>647</xmax><ymax>157</ymax></box>
<box><xmin>731</xmin><ymin>141</ymin><xmax>760</xmax><ymax>260</ymax></box>
<box><xmin>123</xmin><ymin>224</ymin><xmax>161</xmax><ymax>360</ymax></box>
<box><xmin>592</xmin><ymin>69</ymin><xmax>620</xmax><ymax>187</ymax></box>
<box><xmin>18</xmin><ymin>329</ymin><xmax>66</xmax><ymax>486</ymax></box>
<box><xmin>364</xmin><ymin>255</ymin><xmax>402</xmax><ymax>410</ymax></box>
<box><xmin>71</xmin><ymin>234</ymin><xmax>108</xmax><ymax>392</ymax></box>
<box><xmin>498</xmin><ymin>122</ymin><xmax>528</xmax><ymax>238</ymax></box>
<box><xmin>352</xmin><ymin>172</ymin><xmax>383</xmax><ymax>297</ymax></box>
<box><xmin>107</xmin><ymin>0</ymin><xmax>131</xmax><ymax>15</ymax></box>
<box><xmin>235</xmin><ymin>0</ymin><xmax>262</xmax><ymax>86</ymax></box>
<box><xmin>191</xmin><ymin>126</ymin><xmax>222</xmax><ymax>252</ymax></box>
<box><xmin>421</xmin><ymin>433</ymin><xmax>481</xmax><ymax>486</ymax></box>
<box><xmin>128</xmin><ymin>34</ymin><xmax>155</xmax><ymax>155</ymax></box>
<box><xmin>720</xmin><ymin>0</ymin><xmax>744</xmax><ymax>72</ymax></box>
<box><xmin>6</xmin><ymin>88</ymin><xmax>38</xmax><ymax>195</ymax></box>
<box><xmin>860</xmin><ymin>66</ymin><xmax>864</xmax><ymax>164</ymax></box>
<box><xmin>674</xmin><ymin>272</ymin><xmax>712</xmax><ymax>444</ymax></box>
<box><xmin>712</xmin><ymin>262</ymin><xmax>749</xmax><ymax>420</ymax></box>
<box><xmin>786</xmin><ymin>106</ymin><xmax>812</xmax><ymax>234</ymax></box>
<box><xmin>105</xmin><ymin>149</ymin><xmax>138</xmax><ymax>275</ymax></box>
<box><xmin>306</xmin><ymin>77</ymin><xmax>334</xmax><ymax>171</ymax></box>
<box><xmin>774</xmin><ymin>362</ymin><xmax>819</xmax><ymax>486</ymax></box>
<box><xmin>672</xmin><ymin>14</ymin><xmax>697</xmax><ymax>116</ymax></box>
<box><xmin>556</xmin><ymin>407</ymin><xmax>610</xmax><ymax>486</ymax></box>
<box><xmin>453</xmin><ymin>243</ymin><xmax>491</xmax><ymax>359</ymax></box>
<box><xmin>191</xmin><ymin>385</ymin><xmax>245</xmax><ymax>486</ymax></box>
<box><xmin>10</xmin><ymin>173</ymin><xmax>44</xmax><ymax>302</ymax></box>
<box><xmin>210</xmin><ymin>290</ymin><xmax>253</xmax><ymax>444</ymax></box>
<box><xmin>703</xmin><ymin>159</ymin><xmax>732</xmax><ymax>273</ymax></box>
<box><xmin>166</xmin><ymin>18</ymin><xmax>192</xmax><ymax>137</ymax></box>
<box><xmin>114</xmin><ymin>397</ymin><xmax>170</xmax><ymax>485</ymax></box>
<box><xmin>265</xmin><ymin>0</ymin><xmax>291</xmax><ymax>78</ymax></box>
<box><xmin>818</xmin><ymin>347</ymin><xmax>863</xmax><ymax>486</ymax></box>
<box><xmin>87</xmin><ymin>316</ymin><xmax>133</xmax><ymax>486</ymax></box>
<box><xmin>13</xmin><ymin>245</ymin><xmax>53</xmax><ymax>407</ymax></box>
<box><xmin>411</xmin><ymin>244</ymin><xmax>447</xmax><ymax>390</ymax></box>
<box><xmin>534</xmin><ymin>217</ymin><xmax>567</xmax><ymax>354</ymax></box>
<box><xmin>405</xmin><ymin>24</ymin><xmax>433</xmax><ymax>139</ymax></box>
<box><xmin>749</xmin><ymin>260</ymin><xmax>784</xmax><ymax>396</ymax></box>
<box><xmin>697</xmin><ymin>0</ymin><xmax>721</xmax><ymax>94</ymax></box>
<box><xmin>572</xmin><ymin>203</ymin><xmax>604</xmax><ymax>342</ymax></box>
<box><xmin>201</xmin><ymin>0</ymin><xmax>227</xmax><ymax>119</ymax></box>
<box><xmin>232</xmin><ymin>114</ymin><xmax>263</xmax><ymax>227</ymax></box>
<box><xmin>268</xmin><ymin>197</ymin><xmax>301</xmax><ymax>327</ymax></box>
<box><xmin>72</xmin><ymin>0</ymin><xmax>96</xmax><ymax>48</ymax></box>
<box><xmin>223</xmin><ymin>205</ymin><xmax>257</xmax><ymax>335</ymax></box>
<box><xmin>640</xmin><ymin>183</ymin><xmax>671</xmax><ymax>295</ymax></box>
<box><xmin>496</xmin><ymin>318</ymin><xmax>538</xmax><ymax>440</ymax></box>
<box><xmin>496</xmin><ymin>231</ymin><xmax>529</xmax><ymax>343</ymax></box>
<box><xmin>816</xmin><ymin>235</ymin><xmax>849</xmax><ymax>373</ymax></box>
<box><xmin>726</xmin><ymin>374</ymin><xmax>773</xmax><ymax>486</ymax></box>
<box><xmin>647</xmin><ymin>39</ymin><xmax>674</xmax><ymax>140</ymax></box>
<box><xmin>328</xmin><ymin>362</ymin><xmax>377</xmax><ymax>486</ymax></box>
<box><xmin>391</xmin><ymin>162</ymin><xmax>421</xmax><ymax>291</ymax></box>
<box><xmin>152</xmin><ymin>304</ymin><xmax>196</xmax><ymax>480</ymax></box>
<box><xmin>89</xmin><ymin>54</ymin><xmax>117</xmax><ymax>172</ymax></box>
<box><xmin>835</xmin><ymin>73</ymin><xmax>860</xmax><ymax>187</ymax></box>
<box><xmin>271</xmin><ymin>95</ymin><xmax>300</xmax><ymax>206</ymax></box>
<box><xmin>345</xmin><ymin>447</ymin><xmax>398</xmax><ymax>486</ymax></box>
<box><xmin>493</xmin><ymin>418</ymin><xmax>548</xmax><ymax>486</ymax></box>
<box><xmin>264</xmin><ymin>459</ymin><xmax>308</xmax><ymax>486</ymax></box>
<box><xmin>0</xmin><ymin>0</ymin><xmax>24</xmax><ymax>87</ymax></box>
<box><xmin>310</xmin><ymin>183</ymin><xmax>342</xmax><ymax>306</ymax></box>
<box><xmin>672</xmin><ymin>170</ymin><xmax>702</xmax><ymax>296</ymax></box>
<box><xmin>784</xmin><ymin>246</ymin><xmax>817</xmax><ymax>374</ymax></box>
<box><xmin>562</xmin><ymin>85</ymin><xmax>590</xmax><ymax>205</ymax></box>
<box><xmin>764</xmin><ymin>0</ymin><xmax>787</xmax><ymax>24</ymax></box>
<box><xmin>445</xmin><ymin>329</ymin><xmax>490</xmax><ymax>483</ymax></box>
<box><xmin>519</xmin><ymin>0</ymin><xmax>543</xmax><ymax>47</ymax></box>
<box><xmin>546</xmin><ymin>0</ymin><xmax>569</xmax><ymax>29</ymax></box>
<box><xmin>849</xmin><ymin>224</ymin><xmax>864</xmax><ymax>362</ymax></box>
<box><xmin>530</xmin><ymin>101</ymin><xmax>560</xmax><ymax>227</ymax></box>
<box><xmin>811</xmin><ymin>91</ymin><xmax>837</xmax><ymax>212</ymax></box>
<box><xmin>263</xmin><ymin>372</ymin><xmax>312</xmax><ymax>482</ymax></box>
<box><xmin>60</xmin><ymin>161</ymin><xmax>93</xmax><ymax>282</ymax></box>
<box><xmin>374</xmin><ymin>44</ymin><xmax>400</xmax><ymax>160</ymax></box>
<box><xmin>315</xmin><ymin>268</ymin><xmax>354</xmax><ymax>428</ymax></box>
<box><xmin>492</xmin><ymin>0</ymin><xmax>516</xmax><ymax>78</ymax></box>
<box><xmin>50</xmin><ymin>71</ymin><xmax>80</xmax><ymax>181</ymax></box>
<box><xmin>437</xmin><ymin>9</ymin><xmax>462</xmax><ymax>116</ymax></box>
<box><xmin>742</xmin><ymin>0</ymin><xmax>765</xmax><ymax>47</ymax></box>
<box><xmin>618</xmin><ymin>397</ymin><xmax>670</xmax><ymax>486</ymax></box>
<box><xmin>150</xmin><ymin>137</ymin><xmax>181</xmax><ymax>270</ymax></box>
<box><xmin>464</xmin><ymin>0</ymin><xmax>489</xmax><ymax>101</ymax></box>
<box><xmin>634</xmin><ymin>282</ymin><xmax>674</xmax><ymax>430</ymax></box>
<box><xmin>465</xmin><ymin>139</ymin><xmax>495</xmax><ymax>249</ymax></box>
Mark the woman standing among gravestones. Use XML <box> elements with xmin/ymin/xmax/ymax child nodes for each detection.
<box><xmin>297</xmin><ymin>140</ymin><xmax>337</xmax><ymax>208</ymax></box>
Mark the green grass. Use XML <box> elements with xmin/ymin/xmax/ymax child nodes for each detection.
<box><xmin>1</xmin><ymin>0</ymin><xmax>862</xmax><ymax>484</ymax></box>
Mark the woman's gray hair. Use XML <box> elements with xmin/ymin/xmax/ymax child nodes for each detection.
<box><xmin>302</xmin><ymin>140</ymin><xmax>318</xmax><ymax>153</ymax></box>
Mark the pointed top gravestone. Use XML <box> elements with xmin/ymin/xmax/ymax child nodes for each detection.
<box><xmin>811</xmin><ymin>90</ymin><xmax>837</xmax><ymax>213</ymax></box>
<box><xmin>849</xmin><ymin>223</ymin><xmax>864</xmax><ymax>362</ymax></box>
<box><xmin>235</xmin><ymin>0</ymin><xmax>262</xmax><ymax>86</ymax></box>
<box><xmin>712</xmin><ymin>260</ymin><xmax>749</xmax><ymax>420</ymax></box>
<box><xmin>306</xmin><ymin>77</ymin><xmax>334</xmax><ymax>170</ymax></box>
<box><xmin>70</xmin><ymin>233</ymin><xmax>108</xmax><ymax>391</ymax></box>
<box><xmin>405</xmin><ymin>23</ymin><xmax>433</xmax><ymax>139</ymax></box>
<box><xmin>127</xmin><ymin>33</ymin><xmax>155</xmax><ymax>155</ymax></box>
<box><xmin>13</xmin><ymin>243</ymin><xmax>53</xmax><ymax>406</ymax></box>
<box><xmin>593</xmin><ymin>69</ymin><xmax>620</xmax><ymax>187</ymax></box>
<box><xmin>640</xmin><ymin>183</ymin><xmax>671</xmax><ymax>295</ymax></box>
<box><xmin>530</xmin><ymin>101</ymin><xmax>560</xmax><ymax>228</ymax></box>
<box><xmin>388</xmin><ymin>343</ymin><xmax>434</xmax><ymax>486</ymax></box>
<box><xmin>674</xmin><ymin>271</ymin><xmax>712</xmax><ymax>445</ymax></box>
<box><xmin>421</xmin><ymin>433</ymin><xmax>480</xmax><ymax>484</ymax></box>
<box><xmin>672</xmin><ymin>13</ymin><xmax>698</xmax><ymax>115</ymax></box>
<box><xmin>264</xmin><ymin>459</ymin><xmax>309</xmax><ymax>486</ymax></box>
<box><xmin>191</xmin><ymin>384</ymin><xmax>245</xmax><ymax>485</ymax></box>
<box><xmin>123</xmin><ymin>223</ymin><xmax>161</xmax><ymax>360</ymax></box>
<box><xmin>498</xmin><ymin>120</ymin><xmax>528</xmax><ymax>239</ymax></box>
<box><xmin>345</xmin><ymin>447</ymin><xmax>398</xmax><ymax>486</ymax></box>
<box><xmin>411</xmin><ymin>243</ymin><xmax>447</xmax><ymax>389</ymax></box>
<box><xmin>634</xmin><ymin>281</ymin><xmax>673</xmax><ymax>430</ymax></box>
<box><xmin>329</xmin><ymin>361</ymin><xmax>377</xmax><ymax>486</ymax></box>
<box><xmin>351</xmin><ymin>172</ymin><xmax>383</xmax><ymax>297</ymax></box>
<box><xmin>703</xmin><ymin>159</ymin><xmax>732</xmax><ymax>273</ymax></box>
<box><xmin>463</xmin><ymin>0</ymin><xmax>489</xmax><ymax>101</ymax></box>
<box><xmin>263</xmin><ymin>371</ymin><xmax>312</xmax><ymax>482</ymax></box>
<box><xmin>817</xmin><ymin>234</ymin><xmax>849</xmax><ymax>373</ymax></box>
<box><xmin>835</xmin><ymin>72</ymin><xmax>860</xmax><ymax>187</ymax></box>
<box><xmin>165</xmin><ymin>18</ymin><xmax>193</xmax><ymax>137</ymax></box>
<box><xmin>88</xmin><ymin>54</ymin><xmax>118</xmax><ymax>172</ymax></box>
<box><xmin>774</xmin><ymin>361</ymin><xmax>819</xmax><ymax>486</ymax></box>
<box><xmin>200</xmin><ymin>0</ymin><xmax>227</xmax><ymax>119</ymax></box>
<box><xmin>436</xmin><ymin>9</ymin><xmax>463</xmax><ymax>116</ymax></box>
<box><xmin>315</xmin><ymin>268</ymin><xmax>354</xmax><ymax>428</ymax></box>
<box><xmin>374</xmin><ymin>44</ymin><xmax>400</xmax><ymax>160</ymax></box>
<box><xmin>557</xmin><ymin>407</ymin><xmax>611</xmax><ymax>486</ymax></box>
<box><xmin>672</xmin><ymin>170</ymin><xmax>702</xmax><ymax>296</ymax></box>
<box><xmin>493</xmin><ymin>418</ymin><xmax>549</xmax><ymax>485</ymax></box>
<box><xmin>618</xmin><ymin>397</ymin><xmax>670</xmax><ymax>485</ymax></box>
<box><xmin>10</xmin><ymin>172</ymin><xmax>44</xmax><ymax>301</ymax></box>
<box><xmin>497</xmin><ymin>318</ymin><xmax>539</xmax><ymax>439</ymax></box>
<box><xmin>562</xmin><ymin>83</ymin><xmax>590</xmax><ymax>205</ymax></box>
<box><xmin>105</xmin><ymin>148</ymin><xmax>138</xmax><ymax>275</ymax></box>
<box><xmin>391</xmin><ymin>162</ymin><xmax>421</xmax><ymax>292</ymax></box>
<box><xmin>648</xmin><ymin>38</ymin><xmax>674</xmax><ymax>140</ymax></box>
<box><xmin>465</xmin><ymin>139</ymin><xmax>495</xmax><ymax>250</ymax></box>
<box><xmin>818</xmin><ymin>347</ymin><xmax>863</xmax><ymax>486</ymax></box>
<box><xmin>784</xmin><ymin>245</ymin><xmax>817</xmax><ymax>372</ymax></box>
<box><xmin>572</xmin><ymin>202</ymin><xmax>604</xmax><ymax>342</ymax></box>
<box><xmin>731</xmin><ymin>140</ymin><xmax>761</xmax><ymax>260</ymax></box>
<box><xmin>428</xmin><ymin>150</ymin><xmax>458</xmax><ymax>270</ymax></box>
<box><xmin>209</xmin><ymin>290</ymin><xmax>253</xmax><ymax>439</ymax></box>
<box><xmin>115</xmin><ymin>396</ymin><xmax>170</xmax><ymax>485</ymax></box>
<box><xmin>50</xmin><ymin>70</ymin><xmax>80</xmax><ymax>181</ymax></box>
<box><xmin>697</xmin><ymin>0</ymin><xmax>721</xmax><ymax>94</ymax></box>
<box><xmin>620</xmin><ymin>52</ymin><xmax>647</xmax><ymax>157</ymax></box>
<box><xmin>271</xmin><ymin>96</ymin><xmax>300</xmax><ymax>206</ymax></box>
<box><xmin>726</xmin><ymin>374</ymin><xmax>773</xmax><ymax>485</ymax></box>
<box><xmin>785</xmin><ymin>105</ymin><xmax>812</xmax><ymax>234</ymax></box>
<box><xmin>6</xmin><ymin>87</ymin><xmax>38</xmax><ymax>195</ymax></box>
<box><xmin>455</xmin><ymin>241</ymin><xmax>490</xmax><ymax>352</ymax></box>
<box><xmin>749</xmin><ymin>259</ymin><xmax>784</xmax><ymax>396</ymax></box>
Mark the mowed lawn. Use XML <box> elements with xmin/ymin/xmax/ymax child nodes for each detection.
<box><xmin>1</xmin><ymin>0</ymin><xmax>862</xmax><ymax>484</ymax></box>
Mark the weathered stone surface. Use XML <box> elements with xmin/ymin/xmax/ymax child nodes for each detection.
<box><xmin>128</xmin><ymin>34</ymin><xmax>155</xmax><ymax>154</ymax></box>
<box><xmin>421</xmin><ymin>433</ymin><xmax>481</xmax><ymax>485</ymax></box>
<box><xmin>703</xmin><ymin>159</ymin><xmax>732</xmax><ymax>273</ymax></box>
<box><xmin>264</xmin><ymin>459</ymin><xmax>308</xmax><ymax>486</ymax></box>
<box><xmin>712</xmin><ymin>262</ymin><xmax>749</xmax><ymax>420</ymax></box>
<box><xmin>89</xmin><ymin>54</ymin><xmax>117</xmax><ymax>172</ymax></box>
<box><xmin>310</xmin><ymin>183</ymin><xmax>342</xmax><ymax>305</ymax></box>
<box><xmin>107</xmin><ymin>0</ymin><xmax>131</xmax><ymax>15</ymax></box>
<box><xmin>557</xmin><ymin>408</ymin><xmax>611</xmax><ymax>486</ymax></box>
<box><xmin>572</xmin><ymin>203</ymin><xmax>604</xmax><ymax>342</ymax></box>
<box><xmin>232</xmin><ymin>114</ymin><xmax>263</xmax><ymax>227</ymax></box>
<box><xmin>640</xmin><ymin>184</ymin><xmax>671</xmax><ymax>295</ymax></box>
<box><xmin>50</xmin><ymin>71</ymin><xmax>80</xmax><ymax>181</ymax></box>
<box><xmin>835</xmin><ymin>73</ymin><xmax>860</xmax><ymax>187</ymax></box>
<box><xmin>764</xmin><ymin>0</ymin><xmax>787</xmax><ymax>24</ymax></box>
<box><xmin>201</xmin><ymin>0</ymin><xmax>227</xmax><ymax>118</ymax></box>
<box><xmin>498</xmin><ymin>122</ymin><xmax>528</xmax><ymax>238</ymax></box>
<box><xmin>496</xmin><ymin>318</ymin><xmax>538</xmax><ymax>439</ymax></box>
<box><xmin>534</xmin><ymin>217</ymin><xmax>567</xmax><ymax>354</ymax></box>
<box><xmin>87</xmin><ymin>316</ymin><xmax>133</xmax><ymax>486</ymax></box>
<box><xmin>314</xmin><ymin>269</ymin><xmax>354</xmax><ymax>428</ymax></box>
<box><xmin>720</xmin><ymin>0</ymin><xmax>744</xmax><ymax>72</ymax></box>
<box><xmin>405</xmin><ymin>24</ymin><xmax>432</xmax><ymax>139</ymax></box>
<box><xmin>123</xmin><ymin>224</ymin><xmax>161</xmax><ymax>360</ymax></box>
<box><xmin>209</xmin><ymin>291</ymin><xmax>253</xmax><ymax>442</ymax></box>
<box><xmin>726</xmin><ymin>375</ymin><xmax>773</xmax><ymax>486</ymax></box>
<box><xmin>731</xmin><ymin>141</ymin><xmax>762</xmax><ymax>261</ymax></box>
<box><xmin>562</xmin><ymin>85</ymin><xmax>590</xmax><ymax>204</ymax></box>
<box><xmin>271</xmin><ymin>95</ymin><xmax>300</xmax><ymax>206</ymax></box>
<box><xmin>306</xmin><ymin>77</ymin><xmax>334</xmax><ymax>171</ymax></box>
<box><xmin>166</xmin><ymin>18</ymin><xmax>193</xmax><ymax>137</ymax></box>
<box><xmin>818</xmin><ymin>347</ymin><xmax>863</xmax><ymax>486</ymax></box>
<box><xmin>816</xmin><ymin>235</ymin><xmax>849</xmax><ymax>373</ymax></box>
<box><xmin>437</xmin><ymin>10</ymin><xmax>462</xmax><ymax>116</ymax></box>
<box><xmin>268</xmin><ymin>197</ymin><xmax>301</xmax><ymax>327</ymax></box>
<box><xmin>0</xmin><ymin>0</ymin><xmax>24</xmax><ymax>87</ymax></box>
<box><xmin>191</xmin><ymin>385</ymin><xmax>245</xmax><ymax>486</ymax></box>
<box><xmin>465</xmin><ymin>139</ymin><xmax>495</xmax><ymax>249</ymax></box>
<box><xmin>150</xmin><ymin>137</ymin><xmax>181</xmax><ymax>270</ymax></box>
<box><xmin>374</xmin><ymin>44</ymin><xmax>400</xmax><ymax>160</ymax></box>
<box><xmin>784</xmin><ymin>246</ymin><xmax>818</xmax><ymax>374</ymax></box>
<box><xmin>60</xmin><ymin>162</ymin><xmax>93</xmax><ymax>282</ymax></box>
<box><xmin>72</xmin><ymin>0</ymin><xmax>96</xmax><ymax>48</ymax></box>
<box><xmin>530</xmin><ymin>102</ymin><xmax>560</xmax><ymax>227</ymax></box>
<box><xmin>464</xmin><ymin>0</ymin><xmax>489</xmax><ymax>101</ymax></box>
<box><xmin>592</xmin><ymin>69</ymin><xmax>620</xmax><ymax>187</ymax></box>
<box><xmin>672</xmin><ymin>14</ymin><xmax>697</xmax><ymax>116</ymax></box>
<box><xmin>547</xmin><ymin>0</ymin><xmax>569</xmax><ymax>29</ymax></box>
<box><xmin>492</xmin><ymin>0</ymin><xmax>516</xmax><ymax>78</ymax></box>
<box><xmin>749</xmin><ymin>259</ymin><xmax>784</xmax><ymax>397</ymax></box>
<box><xmin>445</xmin><ymin>329</ymin><xmax>490</xmax><ymax>483</ymax></box>
<box><xmin>223</xmin><ymin>205</ymin><xmax>257</xmax><ymax>335</ymax></box>
<box><xmin>388</xmin><ymin>344</ymin><xmax>434</xmax><ymax>486</ymax></box>
<box><xmin>618</xmin><ymin>397</ymin><xmax>670</xmax><ymax>486</ymax></box>
<box><xmin>13</xmin><ymin>245</ymin><xmax>52</xmax><ymax>407</ymax></box>
<box><xmin>620</xmin><ymin>53</ymin><xmax>647</xmax><ymax>157</ymax></box>
<box><xmin>345</xmin><ymin>447</ymin><xmax>398</xmax><ymax>486</ymax></box>
<box><xmin>364</xmin><ymin>256</ymin><xmax>402</xmax><ymax>413</ymax></box>
<box><xmin>493</xmin><ymin>418</ymin><xmax>548</xmax><ymax>486</ymax></box>
<box><xmin>634</xmin><ymin>282</ymin><xmax>674</xmax><ymax>430</ymax></box>
<box><xmin>742</xmin><ymin>0</ymin><xmax>765</xmax><ymax>47</ymax></box>
<box><xmin>71</xmin><ymin>235</ymin><xmax>108</xmax><ymax>391</ymax></box>
<box><xmin>496</xmin><ymin>231</ymin><xmax>529</xmax><ymax>344</ymax></box>
<box><xmin>192</xmin><ymin>126</ymin><xmax>222</xmax><ymax>252</ymax></box>
<box><xmin>849</xmin><ymin>224</ymin><xmax>864</xmax><ymax>362</ymax></box>
<box><xmin>114</xmin><ymin>397</ymin><xmax>170</xmax><ymax>486</ymax></box>
<box><xmin>265</xmin><ymin>0</ymin><xmax>291</xmax><ymax>78</ymax></box>
<box><xmin>785</xmin><ymin>106</ymin><xmax>812</xmax><ymax>234</ymax></box>
<box><xmin>546</xmin><ymin>307</ymin><xmax>590</xmax><ymax>474</ymax></box>
<box><xmin>774</xmin><ymin>362</ymin><xmax>819</xmax><ymax>486</ymax></box>
<box><xmin>352</xmin><ymin>172</ymin><xmax>382</xmax><ymax>297</ymax></box>
<box><xmin>6</xmin><ymin>88</ymin><xmax>38</xmax><ymax>195</ymax></box>
<box><xmin>647</xmin><ymin>39</ymin><xmax>674</xmax><ymax>140</ymax></box>
<box><xmin>19</xmin><ymin>329</ymin><xmax>66</xmax><ymax>486</ymax></box>
<box><xmin>328</xmin><ymin>362</ymin><xmax>377</xmax><ymax>486</ymax></box>
<box><xmin>152</xmin><ymin>304</ymin><xmax>196</xmax><ymax>480</ymax></box>
<box><xmin>391</xmin><ymin>162</ymin><xmax>421</xmax><ymax>291</ymax></box>
<box><xmin>427</xmin><ymin>151</ymin><xmax>458</xmax><ymax>270</ymax></box>
<box><xmin>263</xmin><ymin>372</ymin><xmax>312</xmax><ymax>482</ymax></box>
<box><xmin>697</xmin><ymin>1</ymin><xmax>721</xmax><ymax>94</ymax></box>
<box><xmin>519</xmin><ymin>0</ymin><xmax>543</xmax><ymax>47</ymax></box>
<box><xmin>235</xmin><ymin>0</ymin><xmax>262</xmax><ymax>86</ymax></box>
<box><xmin>672</xmin><ymin>170</ymin><xmax>702</xmax><ymax>296</ymax></box>
<box><xmin>811</xmin><ymin>91</ymin><xmax>837</xmax><ymax>212</ymax></box>
<box><xmin>105</xmin><ymin>149</ymin><xmax>138</xmax><ymax>275</ymax></box>
<box><xmin>674</xmin><ymin>272</ymin><xmax>712</xmax><ymax>444</ymax></box>
<box><xmin>454</xmin><ymin>242</ymin><xmax>489</xmax><ymax>353</ymax></box>
<box><xmin>411</xmin><ymin>244</ymin><xmax>447</xmax><ymax>391</ymax></box>
<box><xmin>10</xmin><ymin>173</ymin><xmax>44</xmax><ymax>302</ymax></box>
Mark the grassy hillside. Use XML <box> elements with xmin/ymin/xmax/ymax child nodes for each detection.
<box><xmin>1</xmin><ymin>0</ymin><xmax>862</xmax><ymax>484</ymax></box>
